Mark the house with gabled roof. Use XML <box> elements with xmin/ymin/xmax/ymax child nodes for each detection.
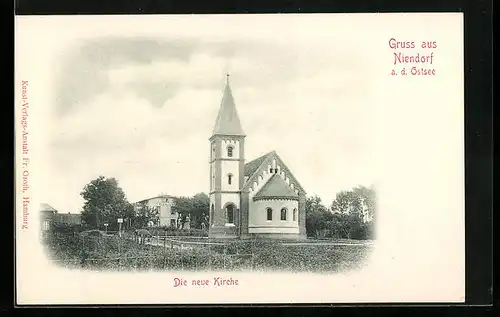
<box><xmin>208</xmin><ymin>75</ymin><xmax>307</xmax><ymax>239</ymax></box>
<box><xmin>133</xmin><ymin>194</ymin><xmax>181</xmax><ymax>228</ymax></box>
<box><xmin>39</xmin><ymin>203</ymin><xmax>82</xmax><ymax>231</ymax></box>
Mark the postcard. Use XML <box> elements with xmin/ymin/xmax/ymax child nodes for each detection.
<box><xmin>15</xmin><ymin>13</ymin><xmax>465</xmax><ymax>305</ymax></box>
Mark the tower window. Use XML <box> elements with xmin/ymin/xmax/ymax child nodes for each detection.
<box><xmin>266</xmin><ymin>208</ymin><xmax>273</xmax><ymax>221</ymax></box>
<box><xmin>228</xmin><ymin>174</ymin><xmax>233</xmax><ymax>185</ymax></box>
<box><xmin>227</xmin><ymin>146</ymin><xmax>234</xmax><ymax>157</ymax></box>
<box><xmin>269</xmin><ymin>168</ymin><xmax>273</xmax><ymax>173</ymax></box>
<box><xmin>226</xmin><ymin>205</ymin><xmax>234</xmax><ymax>224</ymax></box>
<box><xmin>293</xmin><ymin>208</ymin><xmax>297</xmax><ymax>221</ymax></box>
<box><xmin>281</xmin><ymin>208</ymin><xmax>287</xmax><ymax>221</ymax></box>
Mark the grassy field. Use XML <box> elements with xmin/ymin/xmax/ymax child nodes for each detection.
<box><xmin>42</xmin><ymin>232</ymin><xmax>373</xmax><ymax>273</ymax></box>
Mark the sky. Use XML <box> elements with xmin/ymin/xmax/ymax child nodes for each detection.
<box><xmin>28</xmin><ymin>15</ymin><xmax>389</xmax><ymax>213</ymax></box>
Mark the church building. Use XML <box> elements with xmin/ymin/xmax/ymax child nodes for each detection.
<box><xmin>208</xmin><ymin>75</ymin><xmax>307</xmax><ymax>240</ymax></box>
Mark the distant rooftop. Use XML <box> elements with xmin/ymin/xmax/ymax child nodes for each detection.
<box><xmin>40</xmin><ymin>203</ymin><xmax>57</xmax><ymax>213</ymax></box>
<box><xmin>134</xmin><ymin>194</ymin><xmax>177</xmax><ymax>204</ymax></box>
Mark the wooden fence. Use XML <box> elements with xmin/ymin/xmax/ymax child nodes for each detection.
<box><xmin>47</xmin><ymin>232</ymin><xmax>255</xmax><ymax>271</ymax></box>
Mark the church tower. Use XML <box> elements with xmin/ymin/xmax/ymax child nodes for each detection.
<box><xmin>208</xmin><ymin>74</ymin><xmax>245</xmax><ymax>238</ymax></box>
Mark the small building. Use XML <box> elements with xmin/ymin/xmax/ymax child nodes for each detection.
<box><xmin>39</xmin><ymin>203</ymin><xmax>82</xmax><ymax>231</ymax></box>
<box><xmin>40</xmin><ymin>203</ymin><xmax>57</xmax><ymax>231</ymax></box>
<box><xmin>133</xmin><ymin>195</ymin><xmax>179</xmax><ymax>228</ymax></box>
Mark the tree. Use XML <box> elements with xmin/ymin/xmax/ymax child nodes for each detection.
<box><xmin>352</xmin><ymin>185</ymin><xmax>376</xmax><ymax>222</ymax></box>
<box><xmin>190</xmin><ymin>193</ymin><xmax>209</xmax><ymax>229</ymax></box>
<box><xmin>133</xmin><ymin>202</ymin><xmax>160</xmax><ymax>229</ymax></box>
<box><xmin>331</xmin><ymin>190</ymin><xmax>363</xmax><ymax>215</ymax></box>
<box><xmin>329</xmin><ymin>185</ymin><xmax>376</xmax><ymax>239</ymax></box>
<box><xmin>330</xmin><ymin>190</ymin><xmax>363</xmax><ymax>239</ymax></box>
<box><xmin>80</xmin><ymin>176</ymin><xmax>133</xmax><ymax>230</ymax></box>
<box><xmin>302</xmin><ymin>186</ymin><xmax>377</xmax><ymax>240</ymax></box>
<box><xmin>171</xmin><ymin>193</ymin><xmax>210</xmax><ymax>229</ymax></box>
<box><xmin>305</xmin><ymin>195</ymin><xmax>332</xmax><ymax>238</ymax></box>
<box><xmin>172</xmin><ymin>196</ymin><xmax>191</xmax><ymax>229</ymax></box>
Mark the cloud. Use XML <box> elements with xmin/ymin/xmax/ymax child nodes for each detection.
<box><xmin>54</xmin><ymin>37</ymin><xmax>198</xmax><ymax>115</ymax></box>
<box><xmin>44</xmin><ymin>35</ymin><xmax>377</xmax><ymax>213</ymax></box>
<box><xmin>54</xmin><ymin>36</ymin><xmax>367</xmax><ymax>116</ymax></box>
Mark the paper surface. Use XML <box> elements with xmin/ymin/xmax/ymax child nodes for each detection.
<box><xmin>15</xmin><ymin>13</ymin><xmax>465</xmax><ymax>304</ymax></box>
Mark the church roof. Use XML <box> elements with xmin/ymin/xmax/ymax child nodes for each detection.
<box><xmin>211</xmin><ymin>75</ymin><xmax>245</xmax><ymax>136</ymax></box>
<box><xmin>243</xmin><ymin>150</ymin><xmax>306</xmax><ymax>195</ymax></box>
<box><xmin>253</xmin><ymin>173</ymin><xmax>299</xmax><ymax>200</ymax></box>
<box><xmin>244</xmin><ymin>151</ymin><xmax>274</xmax><ymax>177</ymax></box>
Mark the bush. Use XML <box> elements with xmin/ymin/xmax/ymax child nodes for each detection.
<box><xmin>50</xmin><ymin>222</ymin><xmax>84</xmax><ymax>234</ymax></box>
<box><xmin>42</xmin><ymin>231</ymin><xmax>372</xmax><ymax>273</ymax></box>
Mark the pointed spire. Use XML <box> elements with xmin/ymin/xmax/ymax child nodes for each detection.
<box><xmin>212</xmin><ymin>74</ymin><xmax>245</xmax><ymax>136</ymax></box>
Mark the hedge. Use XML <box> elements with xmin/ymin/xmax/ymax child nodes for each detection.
<box><xmin>42</xmin><ymin>231</ymin><xmax>371</xmax><ymax>273</ymax></box>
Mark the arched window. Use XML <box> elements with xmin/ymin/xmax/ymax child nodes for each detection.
<box><xmin>227</xmin><ymin>146</ymin><xmax>234</xmax><ymax>157</ymax></box>
<box><xmin>226</xmin><ymin>205</ymin><xmax>234</xmax><ymax>224</ymax></box>
<box><xmin>228</xmin><ymin>174</ymin><xmax>233</xmax><ymax>185</ymax></box>
<box><xmin>266</xmin><ymin>208</ymin><xmax>273</xmax><ymax>221</ymax></box>
<box><xmin>281</xmin><ymin>208</ymin><xmax>287</xmax><ymax>221</ymax></box>
<box><xmin>210</xmin><ymin>204</ymin><xmax>214</xmax><ymax>225</ymax></box>
<box><xmin>293</xmin><ymin>208</ymin><xmax>297</xmax><ymax>221</ymax></box>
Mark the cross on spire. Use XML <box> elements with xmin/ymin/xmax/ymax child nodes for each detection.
<box><xmin>226</xmin><ymin>73</ymin><xmax>230</xmax><ymax>83</ymax></box>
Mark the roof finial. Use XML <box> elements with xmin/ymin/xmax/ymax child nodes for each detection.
<box><xmin>226</xmin><ymin>72</ymin><xmax>230</xmax><ymax>84</ymax></box>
